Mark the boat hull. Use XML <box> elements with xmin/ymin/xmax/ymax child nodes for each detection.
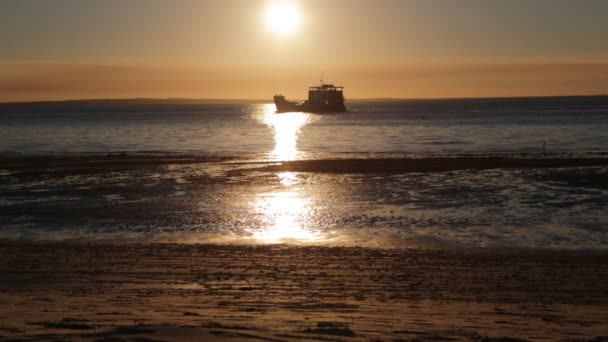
<box><xmin>274</xmin><ymin>97</ymin><xmax>346</xmax><ymax>113</ymax></box>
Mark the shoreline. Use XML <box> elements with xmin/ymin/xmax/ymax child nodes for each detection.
<box><xmin>2</xmin><ymin>233</ymin><xmax>608</xmax><ymax>252</ymax></box>
<box><xmin>2</xmin><ymin>154</ymin><xmax>608</xmax><ymax>250</ymax></box>
<box><xmin>1</xmin><ymin>243</ymin><xmax>607</xmax><ymax>341</ymax></box>
<box><xmin>3</xmin><ymin>153</ymin><xmax>608</xmax><ymax>173</ymax></box>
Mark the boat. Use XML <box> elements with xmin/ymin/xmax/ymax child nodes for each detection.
<box><xmin>273</xmin><ymin>83</ymin><xmax>346</xmax><ymax>113</ymax></box>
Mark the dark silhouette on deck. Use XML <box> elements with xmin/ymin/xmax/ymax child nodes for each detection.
<box><xmin>274</xmin><ymin>83</ymin><xmax>346</xmax><ymax>113</ymax></box>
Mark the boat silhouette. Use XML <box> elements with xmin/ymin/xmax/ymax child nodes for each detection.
<box><xmin>274</xmin><ymin>83</ymin><xmax>346</xmax><ymax>113</ymax></box>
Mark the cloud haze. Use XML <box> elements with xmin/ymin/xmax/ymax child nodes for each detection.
<box><xmin>2</xmin><ymin>61</ymin><xmax>607</xmax><ymax>102</ymax></box>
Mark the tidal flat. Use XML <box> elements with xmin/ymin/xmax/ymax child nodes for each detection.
<box><xmin>1</xmin><ymin>155</ymin><xmax>608</xmax><ymax>341</ymax></box>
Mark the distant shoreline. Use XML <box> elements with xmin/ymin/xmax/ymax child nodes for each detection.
<box><xmin>1</xmin><ymin>94</ymin><xmax>608</xmax><ymax>106</ymax></box>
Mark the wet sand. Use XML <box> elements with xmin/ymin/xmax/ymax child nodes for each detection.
<box><xmin>2</xmin><ymin>155</ymin><xmax>608</xmax><ymax>340</ymax></box>
<box><xmin>3</xmin><ymin>154</ymin><xmax>608</xmax><ymax>246</ymax></box>
<box><xmin>259</xmin><ymin>157</ymin><xmax>608</xmax><ymax>173</ymax></box>
<box><xmin>1</xmin><ymin>244</ymin><xmax>607</xmax><ymax>341</ymax></box>
<box><xmin>4</xmin><ymin>154</ymin><xmax>608</xmax><ymax>174</ymax></box>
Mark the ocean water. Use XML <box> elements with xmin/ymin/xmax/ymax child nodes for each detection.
<box><xmin>1</xmin><ymin>97</ymin><xmax>608</xmax><ymax>157</ymax></box>
<box><xmin>1</xmin><ymin>97</ymin><xmax>608</xmax><ymax>248</ymax></box>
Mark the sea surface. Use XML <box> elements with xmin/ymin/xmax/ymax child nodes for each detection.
<box><xmin>2</xmin><ymin>97</ymin><xmax>608</xmax><ymax>157</ymax></box>
<box><xmin>1</xmin><ymin>97</ymin><xmax>608</xmax><ymax>248</ymax></box>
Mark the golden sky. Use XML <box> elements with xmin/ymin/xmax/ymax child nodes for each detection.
<box><xmin>1</xmin><ymin>0</ymin><xmax>607</xmax><ymax>101</ymax></box>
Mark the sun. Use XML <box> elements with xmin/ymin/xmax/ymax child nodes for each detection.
<box><xmin>265</xmin><ymin>1</ymin><xmax>301</xmax><ymax>35</ymax></box>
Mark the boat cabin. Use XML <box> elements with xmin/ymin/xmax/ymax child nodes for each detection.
<box><xmin>308</xmin><ymin>84</ymin><xmax>344</xmax><ymax>105</ymax></box>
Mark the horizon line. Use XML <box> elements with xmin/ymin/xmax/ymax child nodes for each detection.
<box><xmin>2</xmin><ymin>93</ymin><xmax>608</xmax><ymax>105</ymax></box>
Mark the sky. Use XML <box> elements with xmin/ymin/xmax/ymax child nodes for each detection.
<box><xmin>1</xmin><ymin>0</ymin><xmax>607</xmax><ymax>101</ymax></box>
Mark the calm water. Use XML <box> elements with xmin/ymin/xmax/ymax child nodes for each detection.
<box><xmin>1</xmin><ymin>97</ymin><xmax>608</xmax><ymax>248</ymax></box>
<box><xmin>2</xmin><ymin>97</ymin><xmax>608</xmax><ymax>157</ymax></box>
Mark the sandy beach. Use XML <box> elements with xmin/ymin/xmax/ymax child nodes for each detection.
<box><xmin>1</xmin><ymin>243</ymin><xmax>607</xmax><ymax>341</ymax></box>
<box><xmin>1</xmin><ymin>155</ymin><xmax>608</xmax><ymax>340</ymax></box>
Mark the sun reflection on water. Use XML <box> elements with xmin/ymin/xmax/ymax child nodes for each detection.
<box><xmin>246</xmin><ymin>106</ymin><xmax>322</xmax><ymax>243</ymax></box>
<box><xmin>257</xmin><ymin>103</ymin><xmax>312</xmax><ymax>161</ymax></box>
<box><xmin>278</xmin><ymin>171</ymin><xmax>299</xmax><ymax>186</ymax></box>
<box><xmin>249</xmin><ymin>172</ymin><xmax>322</xmax><ymax>244</ymax></box>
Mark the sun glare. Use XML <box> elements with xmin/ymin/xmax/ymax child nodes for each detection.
<box><xmin>251</xmin><ymin>190</ymin><xmax>321</xmax><ymax>243</ymax></box>
<box><xmin>265</xmin><ymin>1</ymin><xmax>301</xmax><ymax>35</ymax></box>
<box><xmin>257</xmin><ymin>104</ymin><xmax>312</xmax><ymax>161</ymax></box>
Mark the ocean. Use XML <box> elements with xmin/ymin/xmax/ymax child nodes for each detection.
<box><xmin>2</xmin><ymin>97</ymin><xmax>608</xmax><ymax>156</ymax></box>
<box><xmin>1</xmin><ymin>97</ymin><xmax>608</xmax><ymax>248</ymax></box>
